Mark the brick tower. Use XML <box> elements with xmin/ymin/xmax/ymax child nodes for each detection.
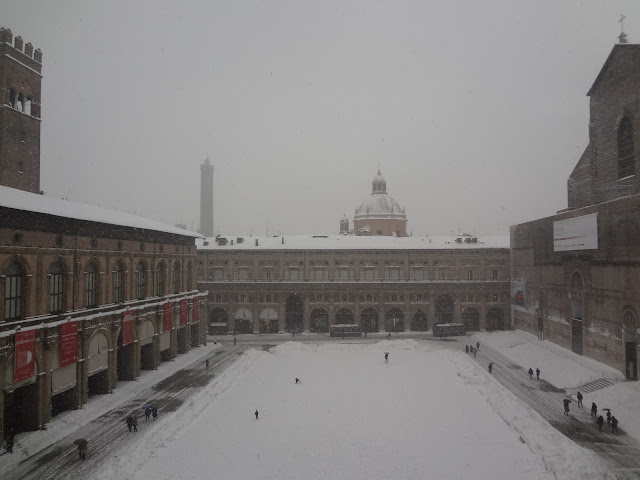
<box><xmin>200</xmin><ymin>158</ymin><xmax>214</xmax><ymax>237</ymax></box>
<box><xmin>0</xmin><ymin>28</ymin><xmax>42</xmax><ymax>193</ymax></box>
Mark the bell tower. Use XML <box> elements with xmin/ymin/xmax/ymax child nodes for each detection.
<box><xmin>0</xmin><ymin>28</ymin><xmax>43</xmax><ymax>193</ymax></box>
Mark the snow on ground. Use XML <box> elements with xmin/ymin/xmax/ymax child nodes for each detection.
<box><xmin>472</xmin><ymin>330</ymin><xmax>640</xmax><ymax>442</ymax></box>
<box><xmin>0</xmin><ymin>342</ymin><xmax>221</xmax><ymax>475</ymax></box>
<box><xmin>95</xmin><ymin>339</ymin><xmax>611</xmax><ymax>480</ymax></box>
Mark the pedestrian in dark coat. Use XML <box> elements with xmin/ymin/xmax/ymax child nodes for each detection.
<box><xmin>126</xmin><ymin>415</ymin><xmax>133</xmax><ymax>432</ymax></box>
<box><xmin>465</xmin><ymin>345</ymin><xmax>469</xmax><ymax>353</ymax></box>
<box><xmin>528</xmin><ymin>368</ymin><xmax>533</xmax><ymax>379</ymax></box>
<box><xmin>206</xmin><ymin>359</ymin><xmax>210</xmax><ymax>369</ymax></box>
<box><xmin>255</xmin><ymin>409</ymin><xmax>259</xmax><ymax>420</ymax></box>
<box><xmin>384</xmin><ymin>352</ymin><xmax>389</xmax><ymax>363</ymax></box>
<box><xmin>591</xmin><ymin>402</ymin><xmax>597</xmax><ymax>417</ymax></box>
<box><xmin>596</xmin><ymin>415</ymin><xmax>604</xmax><ymax>431</ymax></box>
<box><xmin>576</xmin><ymin>392</ymin><xmax>583</xmax><ymax>408</ymax></box>
<box><xmin>535</xmin><ymin>368</ymin><xmax>540</xmax><ymax>380</ymax></box>
<box><xmin>76</xmin><ymin>439</ymin><xmax>88</xmax><ymax>461</ymax></box>
<box><xmin>606</xmin><ymin>410</ymin><xmax>611</xmax><ymax>425</ymax></box>
<box><xmin>152</xmin><ymin>407</ymin><xmax>158</xmax><ymax>421</ymax></box>
<box><xmin>488</xmin><ymin>362</ymin><xmax>493</xmax><ymax>373</ymax></box>
<box><xmin>476</xmin><ymin>342</ymin><xmax>480</xmax><ymax>351</ymax></box>
<box><xmin>563</xmin><ymin>399</ymin><xmax>570</xmax><ymax>416</ymax></box>
<box><xmin>611</xmin><ymin>416</ymin><xmax>618</xmax><ymax>434</ymax></box>
<box><xmin>295</xmin><ymin>378</ymin><xmax>301</xmax><ymax>384</ymax></box>
<box><xmin>132</xmin><ymin>416</ymin><xmax>138</xmax><ymax>432</ymax></box>
<box><xmin>5</xmin><ymin>428</ymin><xmax>14</xmax><ymax>453</ymax></box>
<box><xmin>145</xmin><ymin>407</ymin><xmax>151</xmax><ymax>421</ymax></box>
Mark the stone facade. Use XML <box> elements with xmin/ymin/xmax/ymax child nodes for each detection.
<box><xmin>0</xmin><ymin>209</ymin><xmax>206</xmax><ymax>439</ymax></box>
<box><xmin>512</xmin><ymin>42</ymin><xmax>640</xmax><ymax>379</ymax></box>
<box><xmin>197</xmin><ymin>235</ymin><xmax>510</xmax><ymax>335</ymax></box>
<box><xmin>0</xmin><ymin>28</ymin><xmax>42</xmax><ymax>194</ymax></box>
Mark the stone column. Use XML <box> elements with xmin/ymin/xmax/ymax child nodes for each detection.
<box><xmin>40</xmin><ymin>338</ymin><xmax>53</xmax><ymax>428</ymax></box>
<box><xmin>303</xmin><ymin>299</ymin><xmax>311</xmax><ymax>332</ymax></box>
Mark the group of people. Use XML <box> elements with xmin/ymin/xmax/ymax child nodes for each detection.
<box><xmin>465</xmin><ymin>344</ymin><xmax>478</xmax><ymax>357</ymax></box>
<box><xmin>527</xmin><ymin>367</ymin><xmax>541</xmax><ymax>380</ymax></box>
<box><xmin>590</xmin><ymin>402</ymin><xmax>619</xmax><ymax>434</ymax></box>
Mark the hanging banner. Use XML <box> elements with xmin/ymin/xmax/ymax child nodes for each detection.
<box><xmin>192</xmin><ymin>298</ymin><xmax>199</xmax><ymax>323</ymax></box>
<box><xmin>180</xmin><ymin>299</ymin><xmax>188</xmax><ymax>326</ymax></box>
<box><xmin>14</xmin><ymin>329</ymin><xmax>37</xmax><ymax>382</ymax></box>
<box><xmin>60</xmin><ymin>321</ymin><xmax>78</xmax><ymax>367</ymax></box>
<box><xmin>163</xmin><ymin>302</ymin><xmax>173</xmax><ymax>331</ymax></box>
<box><xmin>122</xmin><ymin>311</ymin><xmax>134</xmax><ymax>345</ymax></box>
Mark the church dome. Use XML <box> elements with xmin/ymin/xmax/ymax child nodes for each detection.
<box><xmin>355</xmin><ymin>194</ymin><xmax>405</xmax><ymax>217</ymax></box>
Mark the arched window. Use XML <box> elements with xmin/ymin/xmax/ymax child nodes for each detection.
<box><xmin>4</xmin><ymin>262</ymin><xmax>23</xmax><ymax>320</ymax></box>
<box><xmin>155</xmin><ymin>261</ymin><xmax>166</xmax><ymax>297</ymax></box>
<box><xmin>136</xmin><ymin>261</ymin><xmax>145</xmax><ymax>300</ymax></box>
<box><xmin>50</xmin><ymin>261</ymin><xmax>64</xmax><ymax>314</ymax></box>
<box><xmin>113</xmin><ymin>261</ymin><xmax>124</xmax><ymax>304</ymax></box>
<box><xmin>85</xmin><ymin>261</ymin><xmax>97</xmax><ymax>307</ymax></box>
<box><xmin>618</xmin><ymin>117</ymin><xmax>635</xmax><ymax>179</ymax></box>
<box><xmin>173</xmin><ymin>261</ymin><xmax>181</xmax><ymax>294</ymax></box>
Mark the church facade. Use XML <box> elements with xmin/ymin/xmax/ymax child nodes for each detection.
<box><xmin>511</xmin><ymin>41</ymin><xmax>640</xmax><ymax>379</ymax></box>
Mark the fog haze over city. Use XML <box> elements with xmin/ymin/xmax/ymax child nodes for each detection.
<box><xmin>3</xmin><ymin>0</ymin><xmax>640</xmax><ymax>236</ymax></box>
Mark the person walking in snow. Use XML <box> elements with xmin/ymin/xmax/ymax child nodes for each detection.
<box><xmin>576</xmin><ymin>391</ymin><xmax>583</xmax><ymax>408</ymax></box>
<box><xmin>465</xmin><ymin>345</ymin><xmax>469</xmax><ymax>353</ymax></box>
<box><xmin>528</xmin><ymin>368</ymin><xmax>533</xmax><ymax>379</ymax></box>
<box><xmin>295</xmin><ymin>378</ymin><xmax>301</xmax><ymax>384</ymax></box>
<box><xmin>126</xmin><ymin>415</ymin><xmax>134</xmax><ymax>432</ymax></box>
<box><xmin>385</xmin><ymin>352</ymin><xmax>389</xmax><ymax>363</ymax></box>
<box><xmin>206</xmin><ymin>359</ymin><xmax>210</xmax><ymax>369</ymax></box>
<box><xmin>606</xmin><ymin>410</ymin><xmax>612</xmax><ymax>425</ymax></box>
<box><xmin>611</xmin><ymin>416</ymin><xmax>618</xmax><ymax>434</ymax></box>
<box><xmin>488</xmin><ymin>362</ymin><xmax>493</xmax><ymax>373</ymax></box>
<box><xmin>233</xmin><ymin>337</ymin><xmax>237</xmax><ymax>346</ymax></box>
<box><xmin>563</xmin><ymin>399</ymin><xmax>570</xmax><ymax>416</ymax></box>
<box><xmin>255</xmin><ymin>409</ymin><xmax>259</xmax><ymax>420</ymax></box>
<box><xmin>476</xmin><ymin>341</ymin><xmax>480</xmax><ymax>351</ymax></box>
<box><xmin>591</xmin><ymin>402</ymin><xmax>597</xmax><ymax>417</ymax></box>
<box><xmin>596</xmin><ymin>415</ymin><xmax>604</xmax><ymax>431</ymax></box>
<box><xmin>144</xmin><ymin>407</ymin><xmax>151</xmax><ymax>421</ymax></box>
<box><xmin>132</xmin><ymin>415</ymin><xmax>138</xmax><ymax>432</ymax></box>
<box><xmin>535</xmin><ymin>368</ymin><xmax>540</xmax><ymax>380</ymax></box>
<box><xmin>152</xmin><ymin>406</ymin><xmax>158</xmax><ymax>421</ymax></box>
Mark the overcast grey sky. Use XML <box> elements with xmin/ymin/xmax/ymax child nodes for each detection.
<box><xmin>4</xmin><ymin>1</ymin><xmax>640</xmax><ymax>236</ymax></box>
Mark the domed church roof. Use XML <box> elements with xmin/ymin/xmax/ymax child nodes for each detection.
<box><xmin>354</xmin><ymin>170</ymin><xmax>406</xmax><ymax>218</ymax></box>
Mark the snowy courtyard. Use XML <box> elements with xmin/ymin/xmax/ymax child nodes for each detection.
<box><xmin>93</xmin><ymin>339</ymin><xmax>614</xmax><ymax>480</ymax></box>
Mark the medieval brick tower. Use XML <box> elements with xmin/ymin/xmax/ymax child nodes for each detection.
<box><xmin>200</xmin><ymin>158</ymin><xmax>214</xmax><ymax>237</ymax></box>
<box><xmin>0</xmin><ymin>28</ymin><xmax>42</xmax><ymax>193</ymax></box>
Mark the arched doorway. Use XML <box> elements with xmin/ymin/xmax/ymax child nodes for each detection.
<box><xmin>234</xmin><ymin>308</ymin><xmax>253</xmax><ymax>334</ymax></box>
<box><xmin>385</xmin><ymin>308</ymin><xmax>404</xmax><ymax>332</ymax></box>
<box><xmin>335</xmin><ymin>308</ymin><xmax>354</xmax><ymax>325</ymax></box>
<box><xmin>461</xmin><ymin>308</ymin><xmax>479</xmax><ymax>331</ymax></box>
<box><xmin>310</xmin><ymin>308</ymin><xmax>329</xmax><ymax>333</ymax></box>
<box><xmin>285</xmin><ymin>295</ymin><xmax>304</xmax><ymax>333</ymax></box>
<box><xmin>486</xmin><ymin>308</ymin><xmax>505</xmax><ymax>331</ymax></box>
<box><xmin>435</xmin><ymin>294</ymin><xmax>454</xmax><ymax>326</ymax></box>
<box><xmin>410</xmin><ymin>310</ymin><xmax>428</xmax><ymax>331</ymax></box>
<box><xmin>87</xmin><ymin>331</ymin><xmax>110</xmax><ymax>397</ymax></box>
<box><xmin>360</xmin><ymin>308</ymin><xmax>379</xmax><ymax>333</ymax></box>
<box><xmin>570</xmin><ymin>272</ymin><xmax>583</xmax><ymax>355</ymax></box>
<box><xmin>259</xmin><ymin>308</ymin><xmax>279</xmax><ymax>333</ymax></box>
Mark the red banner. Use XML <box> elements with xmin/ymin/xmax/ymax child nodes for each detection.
<box><xmin>14</xmin><ymin>329</ymin><xmax>37</xmax><ymax>382</ymax></box>
<box><xmin>180</xmin><ymin>299</ymin><xmax>188</xmax><ymax>326</ymax></box>
<box><xmin>122</xmin><ymin>311</ymin><xmax>134</xmax><ymax>345</ymax></box>
<box><xmin>192</xmin><ymin>299</ymin><xmax>199</xmax><ymax>323</ymax></box>
<box><xmin>163</xmin><ymin>302</ymin><xmax>173</xmax><ymax>331</ymax></box>
<box><xmin>60</xmin><ymin>321</ymin><xmax>78</xmax><ymax>367</ymax></box>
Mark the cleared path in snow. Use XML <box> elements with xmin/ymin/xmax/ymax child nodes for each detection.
<box><xmin>472</xmin><ymin>343</ymin><xmax>640</xmax><ymax>479</ymax></box>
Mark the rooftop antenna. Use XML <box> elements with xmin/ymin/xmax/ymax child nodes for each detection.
<box><xmin>619</xmin><ymin>14</ymin><xmax>628</xmax><ymax>43</ymax></box>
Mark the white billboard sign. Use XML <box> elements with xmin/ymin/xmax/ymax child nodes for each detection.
<box><xmin>553</xmin><ymin>213</ymin><xmax>598</xmax><ymax>252</ymax></box>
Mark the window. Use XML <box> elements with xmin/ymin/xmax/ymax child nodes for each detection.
<box><xmin>4</xmin><ymin>262</ymin><xmax>22</xmax><ymax>320</ymax></box>
<box><xmin>173</xmin><ymin>262</ymin><xmax>180</xmax><ymax>293</ymax></box>
<box><xmin>391</xmin><ymin>294</ymin><xmax>398</xmax><ymax>302</ymax></box>
<box><xmin>50</xmin><ymin>261</ymin><xmax>64</xmax><ymax>314</ymax></box>
<box><xmin>618</xmin><ymin>117</ymin><xmax>635</xmax><ymax>179</ymax></box>
<box><xmin>136</xmin><ymin>262</ymin><xmax>145</xmax><ymax>300</ymax></box>
<box><xmin>492</xmin><ymin>269</ymin><xmax>499</xmax><ymax>280</ymax></box>
<box><xmin>467</xmin><ymin>293</ymin><xmax>474</xmax><ymax>302</ymax></box>
<box><xmin>439</xmin><ymin>269</ymin><xmax>447</xmax><ymax>280</ymax></box>
<box><xmin>155</xmin><ymin>262</ymin><xmax>166</xmax><ymax>296</ymax></box>
<box><xmin>467</xmin><ymin>270</ymin><xmax>474</xmax><ymax>281</ymax></box>
<box><xmin>113</xmin><ymin>262</ymin><xmax>123</xmax><ymax>303</ymax></box>
<box><xmin>85</xmin><ymin>262</ymin><xmax>97</xmax><ymax>307</ymax></box>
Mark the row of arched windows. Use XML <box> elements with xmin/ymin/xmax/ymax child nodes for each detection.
<box><xmin>3</xmin><ymin>259</ymin><xmax>194</xmax><ymax>321</ymax></box>
<box><xmin>8</xmin><ymin>88</ymin><xmax>32</xmax><ymax>115</ymax></box>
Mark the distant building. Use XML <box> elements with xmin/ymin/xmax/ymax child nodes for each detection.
<box><xmin>352</xmin><ymin>170</ymin><xmax>408</xmax><ymax>237</ymax></box>
<box><xmin>197</xmin><ymin>234</ymin><xmax>510</xmax><ymax>335</ymax></box>
<box><xmin>200</xmin><ymin>158</ymin><xmax>214</xmax><ymax>237</ymax></box>
<box><xmin>511</xmin><ymin>41</ymin><xmax>640</xmax><ymax>379</ymax></box>
<box><xmin>0</xmin><ymin>28</ymin><xmax>42</xmax><ymax>193</ymax></box>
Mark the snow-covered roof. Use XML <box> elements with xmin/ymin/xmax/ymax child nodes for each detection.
<box><xmin>355</xmin><ymin>193</ymin><xmax>406</xmax><ymax>217</ymax></box>
<box><xmin>0</xmin><ymin>186</ymin><xmax>203</xmax><ymax>238</ymax></box>
<box><xmin>197</xmin><ymin>234</ymin><xmax>509</xmax><ymax>251</ymax></box>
